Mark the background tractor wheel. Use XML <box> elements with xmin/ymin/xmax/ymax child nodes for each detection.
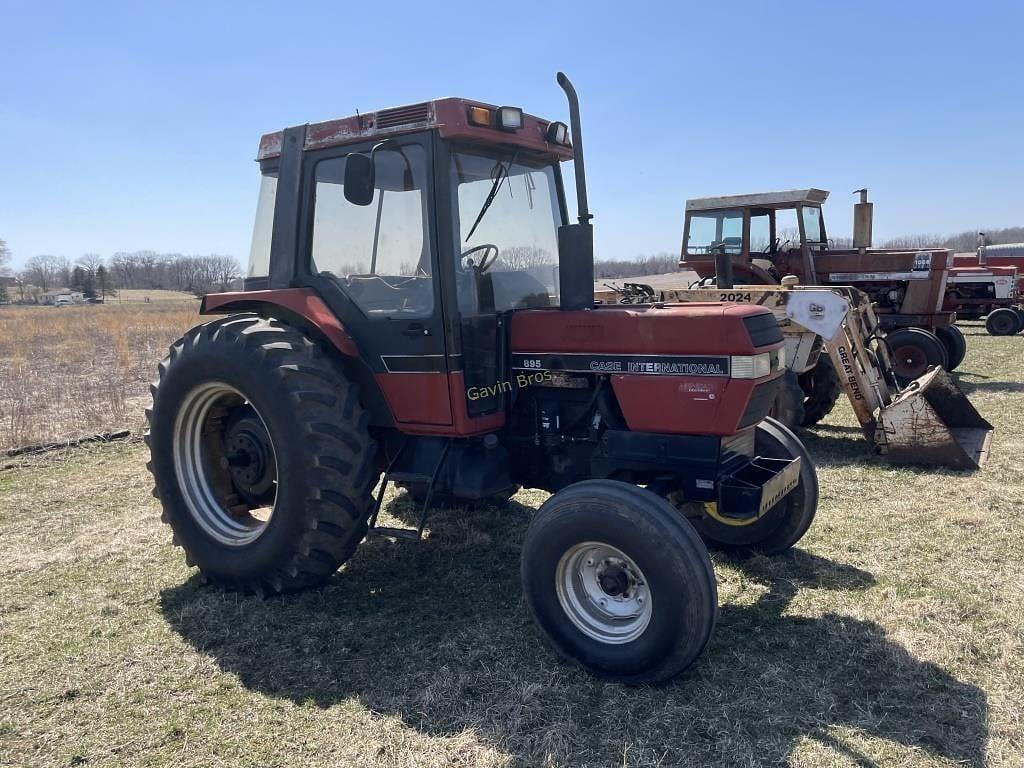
<box><xmin>146</xmin><ymin>314</ymin><xmax>379</xmax><ymax>594</ymax></box>
<box><xmin>986</xmin><ymin>308</ymin><xmax>1023</xmax><ymax>336</ymax></box>
<box><xmin>935</xmin><ymin>325</ymin><xmax>968</xmax><ymax>371</ymax></box>
<box><xmin>798</xmin><ymin>356</ymin><xmax>842</xmax><ymax>427</ymax></box>
<box><xmin>686</xmin><ymin>417</ymin><xmax>818</xmax><ymax>555</ymax></box>
<box><xmin>521</xmin><ymin>480</ymin><xmax>717</xmax><ymax>684</ymax></box>
<box><xmin>886</xmin><ymin>327</ymin><xmax>949</xmax><ymax>385</ymax></box>
<box><xmin>768</xmin><ymin>370</ymin><xmax>806</xmax><ymax>431</ymax></box>
<box><xmin>398</xmin><ymin>481</ymin><xmax>519</xmax><ymax>509</ymax></box>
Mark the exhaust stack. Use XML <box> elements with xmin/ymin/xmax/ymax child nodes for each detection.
<box><xmin>853</xmin><ymin>188</ymin><xmax>873</xmax><ymax>253</ymax></box>
<box><xmin>556</xmin><ymin>72</ymin><xmax>595</xmax><ymax>311</ymax></box>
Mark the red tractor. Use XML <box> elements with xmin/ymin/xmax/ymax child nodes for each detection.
<box><xmin>948</xmin><ymin>239</ymin><xmax>1024</xmax><ymax>335</ymax></box>
<box><xmin>146</xmin><ymin>74</ymin><xmax>817</xmax><ymax>684</ymax></box>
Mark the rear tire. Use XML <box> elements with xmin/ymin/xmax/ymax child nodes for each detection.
<box><xmin>146</xmin><ymin>314</ymin><xmax>379</xmax><ymax>594</ymax></box>
<box><xmin>886</xmin><ymin>327</ymin><xmax>949</xmax><ymax>385</ymax></box>
<box><xmin>798</xmin><ymin>355</ymin><xmax>842</xmax><ymax>427</ymax></box>
<box><xmin>687</xmin><ymin>418</ymin><xmax>818</xmax><ymax>555</ymax></box>
<box><xmin>935</xmin><ymin>325</ymin><xmax>967</xmax><ymax>370</ymax></box>
<box><xmin>521</xmin><ymin>480</ymin><xmax>717</xmax><ymax>684</ymax></box>
<box><xmin>986</xmin><ymin>308</ymin><xmax>1022</xmax><ymax>336</ymax></box>
<box><xmin>768</xmin><ymin>370</ymin><xmax>806</xmax><ymax>431</ymax></box>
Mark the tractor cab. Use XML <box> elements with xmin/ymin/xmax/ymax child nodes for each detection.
<box><xmin>681</xmin><ymin>189</ymin><xmax>830</xmax><ymax>285</ymax></box>
<box><xmin>221</xmin><ymin>97</ymin><xmax>580</xmax><ymax>434</ymax></box>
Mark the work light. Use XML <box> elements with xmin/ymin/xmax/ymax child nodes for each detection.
<box><xmin>497</xmin><ymin>106</ymin><xmax>523</xmax><ymax>131</ymax></box>
<box><xmin>546</xmin><ymin>121</ymin><xmax>569</xmax><ymax>145</ymax></box>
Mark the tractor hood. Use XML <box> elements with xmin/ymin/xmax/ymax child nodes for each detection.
<box><xmin>511</xmin><ymin>303</ymin><xmax>784</xmax><ymax>358</ymax></box>
<box><xmin>510</xmin><ymin>304</ymin><xmax>786</xmax><ymax>436</ymax></box>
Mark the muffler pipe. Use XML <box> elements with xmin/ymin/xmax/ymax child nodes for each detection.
<box><xmin>556</xmin><ymin>72</ymin><xmax>594</xmax><ymax>310</ymax></box>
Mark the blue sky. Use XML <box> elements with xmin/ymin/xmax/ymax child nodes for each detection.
<box><xmin>1</xmin><ymin>1</ymin><xmax>1021</xmax><ymax>269</ymax></box>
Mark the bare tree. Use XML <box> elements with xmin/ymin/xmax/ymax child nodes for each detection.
<box><xmin>77</xmin><ymin>253</ymin><xmax>104</xmax><ymax>274</ymax></box>
<box><xmin>208</xmin><ymin>255</ymin><xmax>242</xmax><ymax>291</ymax></box>
<box><xmin>498</xmin><ymin>246</ymin><xmax>555</xmax><ymax>271</ymax></box>
<box><xmin>23</xmin><ymin>255</ymin><xmax>65</xmax><ymax>293</ymax></box>
<box><xmin>0</xmin><ymin>239</ymin><xmax>10</xmax><ymax>275</ymax></box>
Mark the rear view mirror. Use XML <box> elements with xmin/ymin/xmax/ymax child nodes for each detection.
<box><xmin>344</xmin><ymin>153</ymin><xmax>375</xmax><ymax>206</ymax></box>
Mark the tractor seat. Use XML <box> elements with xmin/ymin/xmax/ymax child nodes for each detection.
<box><xmin>490</xmin><ymin>271</ymin><xmax>553</xmax><ymax>310</ymax></box>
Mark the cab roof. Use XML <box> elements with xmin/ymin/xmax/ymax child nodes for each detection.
<box><xmin>256</xmin><ymin>97</ymin><xmax>573</xmax><ymax>163</ymax></box>
<box><xmin>686</xmin><ymin>188</ymin><xmax>830</xmax><ymax>212</ymax></box>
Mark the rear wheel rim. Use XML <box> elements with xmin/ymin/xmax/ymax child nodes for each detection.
<box><xmin>172</xmin><ymin>382</ymin><xmax>278</xmax><ymax>547</ymax></box>
<box><xmin>555</xmin><ymin>542</ymin><xmax>652</xmax><ymax>644</ymax></box>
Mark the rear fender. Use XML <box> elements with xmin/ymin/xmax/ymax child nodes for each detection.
<box><xmin>201</xmin><ymin>288</ymin><xmax>393</xmax><ymax>427</ymax></box>
<box><xmin>202</xmin><ymin>288</ymin><xmax>359</xmax><ymax>357</ymax></box>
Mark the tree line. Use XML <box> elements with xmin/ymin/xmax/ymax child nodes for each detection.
<box><xmin>1</xmin><ymin>224</ymin><xmax>1022</xmax><ymax>303</ymax></box>
<box><xmin>0</xmin><ymin>245</ymin><xmax>242</xmax><ymax>303</ymax></box>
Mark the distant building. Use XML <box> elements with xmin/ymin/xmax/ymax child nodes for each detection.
<box><xmin>40</xmin><ymin>289</ymin><xmax>84</xmax><ymax>306</ymax></box>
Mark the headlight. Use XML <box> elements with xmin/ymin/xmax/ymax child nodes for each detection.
<box><xmin>730</xmin><ymin>350</ymin><xmax>783</xmax><ymax>379</ymax></box>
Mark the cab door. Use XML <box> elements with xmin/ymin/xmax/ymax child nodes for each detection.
<box><xmin>300</xmin><ymin>134</ymin><xmax>453</xmax><ymax>426</ymax></box>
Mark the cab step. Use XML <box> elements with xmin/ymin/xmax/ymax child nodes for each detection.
<box><xmin>367</xmin><ymin>438</ymin><xmax>452</xmax><ymax>541</ymax></box>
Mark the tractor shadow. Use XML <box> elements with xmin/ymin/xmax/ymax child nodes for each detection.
<box><xmin>950</xmin><ymin>371</ymin><xmax>1024</xmax><ymax>395</ymax></box>
<box><xmin>159</xmin><ymin>499</ymin><xmax>988</xmax><ymax>766</ymax></box>
<box><xmin>797</xmin><ymin>424</ymin><xmax>891</xmax><ymax>469</ymax></box>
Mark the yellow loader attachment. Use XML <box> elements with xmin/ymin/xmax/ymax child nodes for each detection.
<box><xmin>596</xmin><ymin>281</ymin><xmax>993</xmax><ymax>470</ymax></box>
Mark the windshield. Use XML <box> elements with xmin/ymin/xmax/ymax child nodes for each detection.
<box><xmin>451</xmin><ymin>148</ymin><xmax>562</xmax><ymax>312</ymax></box>
<box><xmin>686</xmin><ymin>211</ymin><xmax>743</xmax><ymax>255</ymax></box>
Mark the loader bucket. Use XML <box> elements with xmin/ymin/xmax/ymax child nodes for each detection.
<box><xmin>875</xmin><ymin>367</ymin><xmax>993</xmax><ymax>470</ymax></box>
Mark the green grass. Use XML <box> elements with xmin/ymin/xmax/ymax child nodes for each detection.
<box><xmin>1</xmin><ymin>321</ymin><xmax>1022</xmax><ymax>767</ymax></box>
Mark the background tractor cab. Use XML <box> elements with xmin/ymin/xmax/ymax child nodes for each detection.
<box><xmin>680</xmin><ymin>189</ymin><xmax>957</xmax><ymax>335</ymax></box>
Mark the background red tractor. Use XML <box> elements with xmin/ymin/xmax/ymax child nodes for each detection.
<box><xmin>679</xmin><ymin>188</ymin><xmax>966</xmax><ymax>384</ymax></box>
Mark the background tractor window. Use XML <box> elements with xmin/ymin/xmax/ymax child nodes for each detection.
<box><xmin>311</xmin><ymin>145</ymin><xmax>433</xmax><ymax>317</ymax></box>
<box><xmin>686</xmin><ymin>211</ymin><xmax>743</xmax><ymax>255</ymax></box>
<box><xmin>749</xmin><ymin>212</ymin><xmax>771</xmax><ymax>253</ymax></box>
<box><xmin>802</xmin><ymin>206</ymin><xmax>825</xmax><ymax>246</ymax></box>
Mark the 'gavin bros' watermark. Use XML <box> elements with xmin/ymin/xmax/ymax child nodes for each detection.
<box><xmin>466</xmin><ymin>370</ymin><xmax>553</xmax><ymax>401</ymax></box>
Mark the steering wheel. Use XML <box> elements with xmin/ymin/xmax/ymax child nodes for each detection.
<box><xmin>461</xmin><ymin>243</ymin><xmax>499</xmax><ymax>273</ymax></box>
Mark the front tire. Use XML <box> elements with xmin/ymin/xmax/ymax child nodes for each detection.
<box><xmin>146</xmin><ymin>314</ymin><xmax>379</xmax><ymax>594</ymax></box>
<box><xmin>798</xmin><ymin>355</ymin><xmax>842</xmax><ymax>427</ymax></box>
<box><xmin>521</xmin><ymin>480</ymin><xmax>717</xmax><ymax>684</ymax></box>
<box><xmin>769</xmin><ymin>370</ymin><xmax>806</xmax><ymax>430</ymax></box>
<box><xmin>687</xmin><ymin>418</ymin><xmax>818</xmax><ymax>555</ymax></box>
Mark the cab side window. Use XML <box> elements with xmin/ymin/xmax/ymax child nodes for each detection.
<box><xmin>311</xmin><ymin>144</ymin><xmax>433</xmax><ymax>317</ymax></box>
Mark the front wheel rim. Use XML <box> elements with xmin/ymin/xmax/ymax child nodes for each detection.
<box><xmin>172</xmin><ymin>382</ymin><xmax>278</xmax><ymax>547</ymax></box>
<box><xmin>555</xmin><ymin>542</ymin><xmax>652</xmax><ymax>644</ymax></box>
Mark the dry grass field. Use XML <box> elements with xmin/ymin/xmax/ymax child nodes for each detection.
<box><xmin>0</xmin><ymin>303</ymin><xmax>199</xmax><ymax>451</ymax></box>
<box><xmin>1</xmin><ymin>321</ymin><xmax>1022</xmax><ymax>767</ymax></box>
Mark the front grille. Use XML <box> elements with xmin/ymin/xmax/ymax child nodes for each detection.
<box><xmin>739</xmin><ymin>378</ymin><xmax>781</xmax><ymax>428</ymax></box>
<box><xmin>376</xmin><ymin>103</ymin><xmax>431</xmax><ymax>129</ymax></box>
<box><xmin>743</xmin><ymin>311</ymin><xmax>784</xmax><ymax>348</ymax></box>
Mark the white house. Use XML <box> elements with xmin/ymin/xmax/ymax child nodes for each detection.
<box><xmin>40</xmin><ymin>289</ymin><xmax>84</xmax><ymax>306</ymax></box>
